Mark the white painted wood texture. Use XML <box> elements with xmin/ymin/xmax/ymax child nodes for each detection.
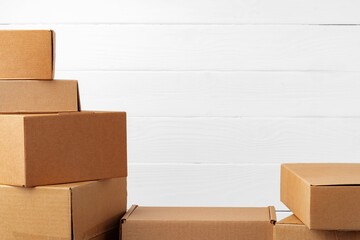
<box><xmin>127</xmin><ymin>163</ymin><xmax>287</xmax><ymax>209</ymax></box>
<box><xmin>1</xmin><ymin>25</ymin><xmax>360</xmax><ymax>71</ymax></box>
<box><xmin>1</xmin><ymin>0</ymin><xmax>360</xmax><ymax>24</ymax></box>
<box><xmin>127</xmin><ymin>117</ymin><xmax>360</xmax><ymax>164</ymax></box>
<box><xmin>57</xmin><ymin>71</ymin><xmax>360</xmax><ymax>117</ymax></box>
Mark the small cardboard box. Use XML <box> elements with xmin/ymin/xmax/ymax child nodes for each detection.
<box><xmin>274</xmin><ymin>214</ymin><xmax>360</xmax><ymax>240</ymax></box>
<box><xmin>121</xmin><ymin>205</ymin><xmax>276</xmax><ymax>240</ymax></box>
<box><xmin>0</xmin><ymin>177</ymin><xmax>127</xmax><ymax>240</ymax></box>
<box><xmin>0</xmin><ymin>111</ymin><xmax>127</xmax><ymax>187</ymax></box>
<box><xmin>281</xmin><ymin>163</ymin><xmax>360</xmax><ymax>230</ymax></box>
<box><xmin>0</xmin><ymin>30</ymin><xmax>55</xmax><ymax>79</ymax></box>
<box><xmin>0</xmin><ymin>80</ymin><xmax>80</xmax><ymax>113</ymax></box>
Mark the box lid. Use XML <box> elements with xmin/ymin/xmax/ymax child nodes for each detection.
<box><xmin>283</xmin><ymin>163</ymin><xmax>360</xmax><ymax>186</ymax></box>
<box><xmin>122</xmin><ymin>205</ymin><xmax>276</xmax><ymax>223</ymax></box>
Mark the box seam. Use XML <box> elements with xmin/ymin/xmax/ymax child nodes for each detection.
<box><xmin>22</xmin><ymin>117</ymin><xmax>27</xmax><ymax>187</ymax></box>
<box><xmin>51</xmin><ymin>30</ymin><xmax>55</xmax><ymax>79</ymax></box>
<box><xmin>70</xmin><ymin>188</ymin><xmax>74</xmax><ymax>240</ymax></box>
<box><xmin>121</xmin><ymin>205</ymin><xmax>138</xmax><ymax>223</ymax></box>
<box><xmin>268</xmin><ymin>206</ymin><xmax>277</xmax><ymax>225</ymax></box>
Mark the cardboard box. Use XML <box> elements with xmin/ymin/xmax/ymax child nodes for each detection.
<box><xmin>0</xmin><ymin>177</ymin><xmax>127</xmax><ymax>240</ymax></box>
<box><xmin>0</xmin><ymin>30</ymin><xmax>55</xmax><ymax>79</ymax></box>
<box><xmin>274</xmin><ymin>214</ymin><xmax>360</xmax><ymax>240</ymax></box>
<box><xmin>121</xmin><ymin>205</ymin><xmax>276</xmax><ymax>240</ymax></box>
<box><xmin>0</xmin><ymin>80</ymin><xmax>80</xmax><ymax>113</ymax></box>
<box><xmin>281</xmin><ymin>163</ymin><xmax>360</xmax><ymax>230</ymax></box>
<box><xmin>0</xmin><ymin>111</ymin><xmax>127</xmax><ymax>187</ymax></box>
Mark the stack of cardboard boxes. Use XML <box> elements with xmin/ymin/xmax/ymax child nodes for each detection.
<box><xmin>2</xmin><ymin>30</ymin><xmax>360</xmax><ymax>240</ymax></box>
<box><xmin>0</xmin><ymin>30</ymin><xmax>127</xmax><ymax>240</ymax></box>
<box><xmin>275</xmin><ymin>163</ymin><xmax>360</xmax><ymax>240</ymax></box>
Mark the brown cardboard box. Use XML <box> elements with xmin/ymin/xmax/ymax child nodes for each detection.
<box><xmin>281</xmin><ymin>163</ymin><xmax>360</xmax><ymax>230</ymax></box>
<box><xmin>0</xmin><ymin>30</ymin><xmax>54</xmax><ymax>79</ymax></box>
<box><xmin>274</xmin><ymin>214</ymin><xmax>360</xmax><ymax>240</ymax></box>
<box><xmin>121</xmin><ymin>205</ymin><xmax>276</xmax><ymax>240</ymax></box>
<box><xmin>0</xmin><ymin>111</ymin><xmax>127</xmax><ymax>187</ymax></box>
<box><xmin>0</xmin><ymin>177</ymin><xmax>127</xmax><ymax>240</ymax></box>
<box><xmin>0</xmin><ymin>80</ymin><xmax>80</xmax><ymax>113</ymax></box>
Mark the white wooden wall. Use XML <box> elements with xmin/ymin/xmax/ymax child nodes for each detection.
<box><xmin>2</xmin><ymin>1</ymin><xmax>360</xmax><ymax>215</ymax></box>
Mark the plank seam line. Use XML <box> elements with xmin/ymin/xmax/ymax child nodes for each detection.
<box><xmin>128</xmin><ymin>163</ymin><xmax>282</xmax><ymax>166</ymax></box>
<box><xmin>56</xmin><ymin>69</ymin><xmax>360</xmax><ymax>73</ymax></box>
<box><xmin>1</xmin><ymin>22</ymin><xmax>360</xmax><ymax>26</ymax></box>
<box><xmin>127</xmin><ymin>116</ymin><xmax>360</xmax><ymax>119</ymax></box>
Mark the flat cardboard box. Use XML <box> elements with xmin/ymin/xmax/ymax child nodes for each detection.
<box><xmin>0</xmin><ymin>111</ymin><xmax>127</xmax><ymax>187</ymax></box>
<box><xmin>281</xmin><ymin>163</ymin><xmax>360</xmax><ymax>230</ymax></box>
<box><xmin>121</xmin><ymin>205</ymin><xmax>276</xmax><ymax>240</ymax></box>
<box><xmin>0</xmin><ymin>80</ymin><xmax>80</xmax><ymax>113</ymax></box>
<box><xmin>0</xmin><ymin>177</ymin><xmax>127</xmax><ymax>240</ymax></box>
<box><xmin>0</xmin><ymin>30</ymin><xmax>54</xmax><ymax>79</ymax></box>
<box><xmin>274</xmin><ymin>214</ymin><xmax>360</xmax><ymax>240</ymax></box>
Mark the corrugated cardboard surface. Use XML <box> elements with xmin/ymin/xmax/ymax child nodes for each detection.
<box><xmin>0</xmin><ymin>177</ymin><xmax>126</xmax><ymax>240</ymax></box>
<box><xmin>121</xmin><ymin>205</ymin><xmax>276</xmax><ymax>240</ymax></box>
<box><xmin>0</xmin><ymin>30</ymin><xmax>54</xmax><ymax>79</ymax></box>
<box><xmin>0</xmin><ymin>115</ymin><xmax>26</xmax><ymax>185</ymax></box>
<box><xmin>281</xmin><ymin>163</ymin><xmax>360</xmax><ymax>230</ymax></box>
<box><xmin>275</xmin><ymin>214</ymin><xmax>360</xmax><ymax>240</ymax></box>
<box><xmin>282</xmin><ymin>163</ymin><xmax>360</xmax><ymax>186</ymax></box>
<box><xmin>0</xmin><ymin>80</ymin><xmax>79</xmax><ymax>113</ymax></box>
<box><xmin>280</xmin><ymin>164</ymin><xmax>311</xmax><ymax>227</ymax></box>
<box><xmin>72</xmin><ymin>178</ymin><xmax>127</xmax><ymax>239</ymax></box>
<box><xmin>0</xmin><ymin>111</ymin><xmax>127</xmax><ymax>187</ymax></box>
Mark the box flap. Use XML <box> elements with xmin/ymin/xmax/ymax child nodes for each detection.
<box><xmin>123</xmin><ymin>206</ymin><xmax>273</xmax><ymax>222</ymax></box>
<box><xmin>121</xmin><ymin>205</ymin><xmax>138</xmax><ymax>223</ymax></box>
<box><xmin>277</xmin><ymin>214</ymin><xmax>304</xmax><ymax>225</ymax></box>
<box><xmin>268</xmin><ymin>206</ymin><xmax>277</xmax><ymax>224</ymax></box>
<box><xmin>282</xmin><ymin>163</ymin><xmax>360</xmax><ymax>186</ymax></box>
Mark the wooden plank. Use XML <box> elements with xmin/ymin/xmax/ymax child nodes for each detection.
<box><xmin>1</xmin><ymin>0</ymin><xmax>360</xmax><ymax>24</ymax></box>
<box><xmin>127</xmin><ymin>163</ymin><xmax>287</xmax><ymax>210</ymax></box>
<box><xmin>1</xmin><ymin>24</ymin><xmax>360</xmax><ymax>71</ymax></box>
<box><xmin>57</xmin><ymin>70</ymin><xmax>360</xmax><ymax>117</ymax></box>
<box><xmin>127</xmin><ymin>117</ymin><xmax>360</xmax><ymax>164</ymax></box>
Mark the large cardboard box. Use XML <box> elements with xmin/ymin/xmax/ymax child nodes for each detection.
<box><xmin>0</xmin><ymin>177</ymin><xmax>127</xmax><ymax>240</ymax></box>
<box><xmin>0</xmin><ymin>30</ymin><xmax>54</xmax><ymax>79</ymax></box>
<box><xmin>0</xmin><ymin>80</ymin><xmax>80</xmax><ymax>113</ymax></box>
<box><xmin>274</xmin><ymin>214</ymin><xmax>360</xmax><ymax>240</ymax></box>
<box><xmin>121</xmin><ymin>205</ymin><xmax>276</xmax><ymax>240</ymax></box>
<box><xmin>281</xmin><ymin>163</ymin><xmax>360</xmax><ymax>230</ymax></box>
<box><xmin>0</xmin><ymin>111</ymin><xmax>127</xmax><ymax>187</ymax></box>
